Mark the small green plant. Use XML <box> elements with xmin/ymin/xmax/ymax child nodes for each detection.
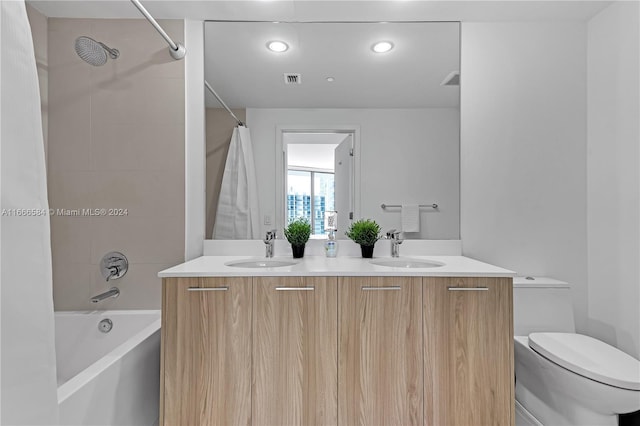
<box><xmin>345</xmin><ymin>219</ymin><xmax>381</xmax><ymax>246</ymax></box>
<box><xmin>284</xmin><ymin>217</ymin><xmax>311</xmax><ymax>246</ymax></box>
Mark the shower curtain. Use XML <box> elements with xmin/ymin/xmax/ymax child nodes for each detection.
<box><xmin>1</xmin><ymin>1</ymin><xmax>59</xmax><ymax>424</ymax></box>
<box><xmin>213</xmin><ymin>126</ymin><xmax>261</xmax><ymax>239</ymax></box>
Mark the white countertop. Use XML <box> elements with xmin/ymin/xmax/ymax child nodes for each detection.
<box><xmin>158</xmin><ymin>255</ymin><xmax>516</xmax><ymax>278</ymax></box>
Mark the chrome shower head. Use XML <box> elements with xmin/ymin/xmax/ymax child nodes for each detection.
<box><xmin>74</xmin><ymin>36</ymin><xmax>119</xmax><ymax>66</ymax></box>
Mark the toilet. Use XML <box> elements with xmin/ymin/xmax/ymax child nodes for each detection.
<box><xmin>513</xmin><ymin>276</ymin><xmax>640</xmax><ymax>426</ymax></box>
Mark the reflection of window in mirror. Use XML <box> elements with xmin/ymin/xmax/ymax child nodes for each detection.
<box><xmin>284</xmin><ymin>132</ymin><xmax>353</xmax><ymax>238</ymax></box>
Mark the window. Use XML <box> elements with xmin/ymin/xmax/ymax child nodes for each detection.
<box><xmin>287</xmin><ymin>169</ymin><xmax>335</xmax><ymax>235</ymax></box>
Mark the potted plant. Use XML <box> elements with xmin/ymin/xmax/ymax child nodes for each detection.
<box><xmin>284</xmin><ymin>217</ymin><xmax>311</xmax><ymax>258</ymax></box>
<box><xmin>345</xmin><ymin>219</ymin><xmax>382</xmax><ymax>258</ymax></box>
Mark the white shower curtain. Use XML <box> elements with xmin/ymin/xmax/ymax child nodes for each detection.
<box><xmin>1</xmin><ymin>1</ymin><xmax>59</xmax><ymax>424</ymax></box>
<box><xmin>212</xmin><ymin>126</ymin><xmax>261</xmax><ymax>239</ymax></box>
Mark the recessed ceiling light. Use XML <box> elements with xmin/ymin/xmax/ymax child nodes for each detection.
<box><xmin>372</xmin><ymin>41</ymin><xmax>394</xmax><ymax>53</ymax></box>
<box><xmin>326</xmin><ymin>77</ymin><xmax>335</xmax><ymax>82</ymax></box>
<box><xmin>267</xmin><ymin>40</ymin><xmax>289</xmax><ymax>52</ymax></box>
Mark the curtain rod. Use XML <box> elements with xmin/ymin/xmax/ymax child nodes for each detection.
<box><xmin>204</xmin><ymin>80</ymin><xmax>245</xmax><ymax>127</ymax></box>
<box><xmin>130</xmin><ymin>0</ymin><xmax>186</xmax><ymax>60</ymax></box>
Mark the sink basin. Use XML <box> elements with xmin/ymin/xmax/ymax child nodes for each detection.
<box><xmin>369</xmin><ymin>258</ymin><xmax>445</xmax><ymax>269</ymax></box>
<box><xmin>225</xmin><ymin>259</ymin><xmax>298</xmax><ymax>268</ymax></box>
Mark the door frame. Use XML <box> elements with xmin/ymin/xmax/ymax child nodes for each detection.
<box><xmin>276</xmin><ymin>124</ymin><xmax>361</xmax><ymax>236</ymax></box>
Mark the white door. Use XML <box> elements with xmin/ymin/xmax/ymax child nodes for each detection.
<box><xmin>334</xmin><ymin>134</ymin><xmax>354</xmax><ymax>237</ymax></box>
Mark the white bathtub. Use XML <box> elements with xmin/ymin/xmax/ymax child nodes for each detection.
<box><xmin>55</xmin><ymin>310</ymin><xmax>161</xmax><ymax>426</ymax></box>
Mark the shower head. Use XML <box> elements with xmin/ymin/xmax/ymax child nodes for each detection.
<box><xmin>74</xmin><ymin>36</ymin><xmax>119</xmax><ymax>66</ymax></box>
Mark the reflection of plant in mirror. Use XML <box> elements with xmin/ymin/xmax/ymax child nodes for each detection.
<box><xmin>284</xmin><ymin>217</ymin><xmax>311</xmax><ymax>246</ymax></box>
<box><xmin>345</xmin><ymin>219</ymin><xmax>381</xmax><ymax>247</ymax></box>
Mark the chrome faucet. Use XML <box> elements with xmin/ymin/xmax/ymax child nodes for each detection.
<box><xmin>106</xmin><ymin>265</ymin><xmax>120</xmax><ymax>281</ymax></box>
<box><xmin>100</xmin><ymin>252</ymin><xmax>128</xmax><ymax>282</ymax></box>
<box><xmin>264</xmin><ymin>229</ymin><xmax>277</xmax><ymax>258</ymax></box>
<box><xmin>91</xmin><ymin>287</ymin><xmax>120</xmax><ymax>303</ymax></box>
<box><xmin>386</xmin><ymin>229</ymin><xmax>404</xmax><ymax>257</ymax></box>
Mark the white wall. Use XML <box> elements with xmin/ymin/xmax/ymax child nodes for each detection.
<box><xmin>247</xmin><ymin>108</ymin><xmax>460</xmax><ymax>239</ymax></box>
<box><xmin>184</xmin><ymin>19</ymin><xmax>205</xmax><ymax>260</ymax></box>
<box><xmin>460</xmin><ymin>22</ymin><xmax>589</xmax><ymax>332</ymax></box>
<box><xmin>587</xmin><ymin>1</ymin><xmax>640</xmax><ymax>358</ymax></box>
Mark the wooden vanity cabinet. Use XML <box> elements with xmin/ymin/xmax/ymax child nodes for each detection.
<box><xmin>338</xmin><ymin>276</ymin><xmax>423</xmax><ymax>426</ymax></box>
<box><xmin>423</xmin><ymin>277</ymin><xmax>514</xmax><ymax>426</ymax></box>
<box><xmin>160</xmin><ymin>277</ymin><xmax>252</xmax><ymax>426</ymax></box>
<box><xmin>252</xmin><ymin>276</ymin><xmax>338</xmax><ymax>425</ymax></box>
<box><xmin>160</xmin><ymin>275</ymin><xmax>513</xmax><ymax>426</ymax></box>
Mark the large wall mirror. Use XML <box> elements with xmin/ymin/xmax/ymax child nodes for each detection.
<box><xmin>205</xmin><ymin>21</ymin><xmax>460</xmax><ymax>240</ymax></box>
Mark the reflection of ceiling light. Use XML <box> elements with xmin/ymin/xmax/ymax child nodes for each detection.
<box><xmin>372</xmin><ymin>41</ymin><xmax>394</xmax><ymax>53</ymax></box>
<box><xmin>326</xmin><ymin>77</ymin><xmax>335</xmax><ymax>82</ymax></box>
<box><xmin>267</xmin><ymin>40</ymin><xmax>289</xmax><ymax>52</ymax></box>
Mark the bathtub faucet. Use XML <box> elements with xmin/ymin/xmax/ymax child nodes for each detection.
<box><xmin>101</xmin><ymin>252</ymin><xmax>128</xmax><ymax>281</ymax></box>
<box><xmin>106</xmin><ymin>266</ymin><xmax>120</xmax><ymax>281</ymax></box>
<box><xmin>91</xmin><ymin>287</ymin><xmax>120</xmax><ymax>303</ymax></box>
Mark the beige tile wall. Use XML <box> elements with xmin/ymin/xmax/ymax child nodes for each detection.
<box><xmin>205</xmin><ymin>107</ymin><xmax>246</xmax><ymax>238</ymax></box>
<box><xmin>48</xmin><ymin>18</ymin><xmax>185</xmax><ymax>310</ymax></box>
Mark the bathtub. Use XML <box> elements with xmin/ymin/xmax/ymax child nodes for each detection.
<box><xmin>55</xmin><ymin>310</ymin><xmax>161</xmax><ymax>426</ymax></box>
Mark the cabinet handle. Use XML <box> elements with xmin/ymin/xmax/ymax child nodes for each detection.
<box><xmin>447</xmin><ymin>287</ymin><xmax>488</xmax><ymax>291</ymax></box>
<box><xmin>188</xmin><ymin>287</ymin><xmax>229</xmax><ymax>292</ymax></box>
<box><xmin>361</xmin><ymin>286</ymin><xmax>402</xmax><ymax>291</ymax></box>
<box><xmin>275</xmin><ymin>287</ymin><xmax>315</xmax><ymax>291</ymax></box>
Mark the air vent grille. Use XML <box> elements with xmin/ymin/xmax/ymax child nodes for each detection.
<box><xmin>284</xmin><ymin>73</ymin><xmax>302</xmax><ymax>84</ymax></box>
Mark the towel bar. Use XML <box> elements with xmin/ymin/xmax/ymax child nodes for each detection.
<box><xmin>380</xmin><ymin>203</ymin><xmax>438</xmax><ymax>209</ymax></box>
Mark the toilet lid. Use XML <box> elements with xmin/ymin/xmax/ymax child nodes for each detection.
<box><xmin>529</xmin><ymin>333</ymin><xmax>640</xmax><ymax>391</ymax></box>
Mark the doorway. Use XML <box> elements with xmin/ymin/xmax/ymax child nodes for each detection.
<box><xmin>277</xmin><ymin>128</ymin><xmax>359</xmax><ymax>238</ymax></box>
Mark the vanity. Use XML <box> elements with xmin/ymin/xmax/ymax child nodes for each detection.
<box><xmin>177</xmin><ymin>19</ymin><xmax>514</xmax><ymax>425</ymax></box>
<box><xmin>158</xmin><ymin>252</ymin><xmax>515</xmax><ymax>426</ymax></box>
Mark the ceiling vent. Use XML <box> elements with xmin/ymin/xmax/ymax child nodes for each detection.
<box><xmin>441</xmin><ymin>71</ymin><xmax>460</xmax><ymax>86</ymax></box>
<box><xmin>284</xmin><ymin>73</ymin><xmax>302</xmax><ymax>85</ymax></box>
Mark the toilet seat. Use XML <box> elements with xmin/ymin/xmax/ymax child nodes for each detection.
<box><xmin>528</xmin><ymin>332</ymin><xmax>640</xmax><ymax>391</ymax></box>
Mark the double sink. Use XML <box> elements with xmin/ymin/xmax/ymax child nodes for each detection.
<box><xmin>225</xmin><ymin>258</ymin><xmax>445</xmax><ymax>269</ymax></box>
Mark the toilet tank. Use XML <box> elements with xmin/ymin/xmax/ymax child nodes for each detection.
<box><xmin>513</xmin><ymin>276</ymin><xmax>575</xmax><ymax>336</ymax></box>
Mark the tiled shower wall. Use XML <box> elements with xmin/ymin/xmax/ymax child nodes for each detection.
<box><xmin>47</xmin><ymin>18</ymin><xmax>185</xmax><ymax>310</ymax></box>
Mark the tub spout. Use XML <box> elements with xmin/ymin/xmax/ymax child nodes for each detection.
<box><xmin>91</xmin><ymin>287</ymin><xmax>120</xmax><ymax>303</ymax></box>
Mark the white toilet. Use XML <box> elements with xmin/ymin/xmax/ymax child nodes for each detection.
<box><xmin>513</xmin><ymin>276</ymin><xmax>640</xmax><ymax>426</ymax></box>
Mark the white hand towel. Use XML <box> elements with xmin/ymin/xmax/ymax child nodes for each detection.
<box><xmin>401</xmin><ymin>204</ymin><xmax>420</xmax><ymax>233</ymax></box>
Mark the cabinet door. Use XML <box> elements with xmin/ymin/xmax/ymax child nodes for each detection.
<box><xmin>253</xmin><ymin>276</ymin><xmax>338</xmax><ymax>426</ymax></box>
<box><xmin>161</xmin><ymin>277</ymin><xmax>252</xmax><ymax>426</ymax></box>
<box><xmin>338</xmin><ymin>276</ymin><xmax>423</xmax><ymax>426</ymax></box>
<box><xmin>423</xmin><ymin>277</ymin><xmax>513</xmax><ymax>426</ymax></box>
